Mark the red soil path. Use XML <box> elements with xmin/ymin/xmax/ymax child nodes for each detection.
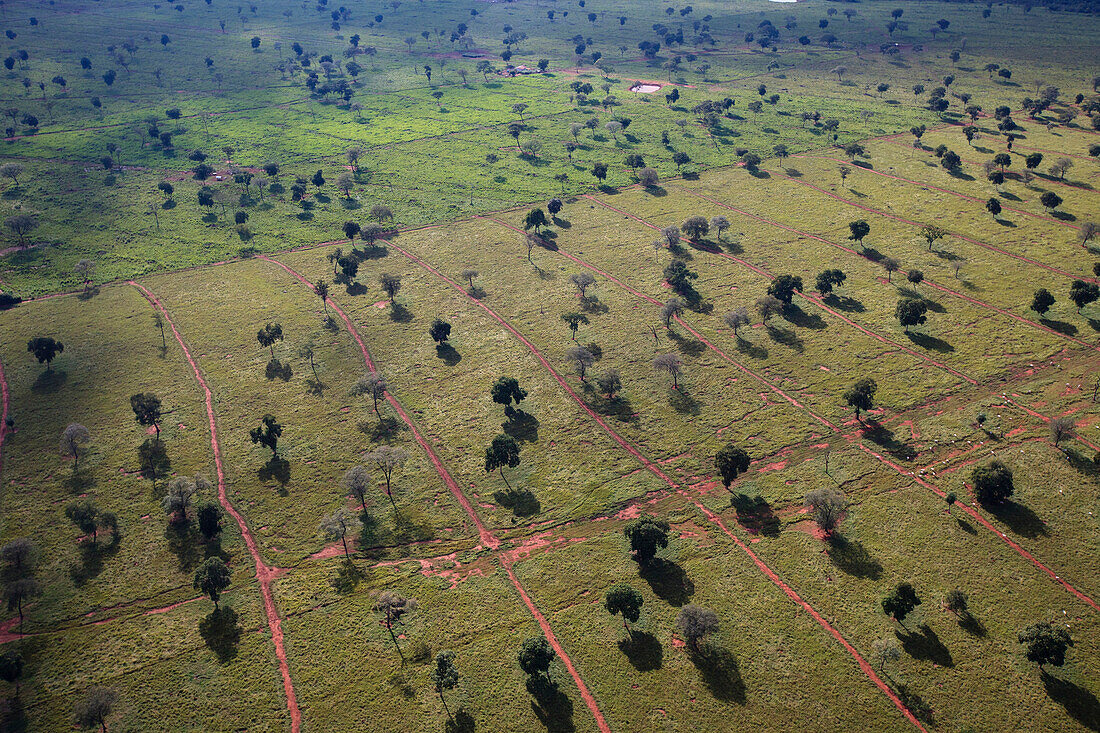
<box><xmin>378</xmin><ymin>236</ymin><xmax>928</xmax><ymax>731</ymax></box>
<box><xmin>255</xmin><ymin>258</ymin><xmax>611</xmax><ymax>733</ymax></box>
<box><xmin>128</xmin><ymin>281</ymin><xmax>302</xmax><ymax>733</ymax></box>
<box><xmin>859</xmin><ymin>444</ymin><xmax>1098</xmax><ymax>612</ymax></box>
<box><xmin>0</xmin><ymin>355</ymin><xmax>9</xmax><ymax>478</ymax></box>
<box><xmin>581</xmin><ymin>194</ymin><xmax>977</xmax><ymax>386</ymax></box>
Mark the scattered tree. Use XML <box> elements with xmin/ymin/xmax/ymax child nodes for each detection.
<box><xmin>193</xmin><ymin>557</ymin><xmax>231</xmax><ymax>609</ymax></box>
<box><xmin>882</xmin><ymin>582</ymin><xmax>922</xmax><ymax>629</ymax></box>
<box><xmin>624</xmin><ymin>516</ymin><xmax>669</xmax><ymax>565</ymax></box>
<box><xmin>605</xmin><ymin>584</ymin><xmax>643</xmax><ymax>635</ymax></box>
<box><xmin>676</xmin><ymin>604</ymin><xmax>718</xmax><ymax>653</ymax></box>
<box><xmin>843</xmin><ymin>378</ymin><xmax>877</xmax><ymax>421</ymax></box>
<box><xmin>972</xmin><ymin>460</ymin><xmax>1013</xmax><ymax>505</ymax></box>
<box><xmin>714</xmin><ymin>445</ymin><xmax>750</xmax><ymax>489</ymax></box>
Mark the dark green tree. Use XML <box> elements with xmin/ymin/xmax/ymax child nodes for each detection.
<box><xmin>26</xmin><ymin>336</ymin><xmax>63</xmax><ymax>371</ymax></box>
<box><xmin>193</xmin><ymin>557</ymin><xmax>231</xmax><ymax>609</ymax></box>
<box><xmin>624</xmin><ymin>516</ymin><xmax>669</xmax><ymax>565</ymax></box>
<box><xmin>1069</xmin><ymin>280</ymin><xmax>1099</xmax><ymax>312</ymax></box>
<box><xmin>1018</xmin><ymin>622</ymin><xmax>1073</xmax><ymax>670</ymax></box>
<box><xmin>815</xmin><ymin>269</ymin><xmax>846</xmax><ymax>295</ymax></box>
<box><xmin>130</xmin><ymin>392</ymin><xmax>163</xmax><ymax>439</ymax></box>
<box><xmin>430</xmin><ymin>651</ymin><xmax>460</xmax><ymax>719</ymax></box>
<box><xmin>767</xmin><ymin>274</ymin><xmax>803</xmax><ymax>305</ymax></box>
<box><xmin>256</xmin><ymin>323</ymin><xmax>283</xmax><ymax>360</ymax></box>
<box><xmin>882</xmin><ymin>582</ymin><xmax>921</xmax><ymax>629</ymax></box>
<box><xmin>491</xmin><ymin>377</ymin><xmax>528</xmax><ymax>416</ymax></box>
<box><xmin>843</xmin><ymin>377</ymin><xmax>877</xmax><ymax>421</ymax></box>
<box><xmin>847</xmin><ymin>220</ymin><xmax>870</xmax><ymax>247</ymax></box>
<box><xmin>895</xmin><ymin>298</ymin><xmax>928</xmax><ymax>332</ymax></box>
<box><xmin>972</xmin><ymin>460</ymin><xmax>1013</xmax><ymax>505</ymax></box>
<box><xmin>715</xmin><ymin>445</ymin><xmax>750</xmax><ymax>489</ymax></box>
<box><xmin>1031</xmin><ymin>288</ymin><xmax>1055</xmax><ymax>316</ymax></box>
<box><xmin>605</xmin><ymin>584</ymin><xmax>644</xmax><ymax>635</ymax></box>
<box><xmin>249</xmin><ymin>414</ymin><xmax>282</xmax><ymax>457</ymax></box>
<box><xmin>429</xmin><ymin>319</ymin><xmax>452</xmax><ymax>344</ymax></box>
<box><xmin>485</xmin><ymin>434</ymin><xmax>521</xmax><ymax>489</ymax></box>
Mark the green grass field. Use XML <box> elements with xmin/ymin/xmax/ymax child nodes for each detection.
<box><xmin>2</xmin><ymin>0</ymin><xmax>1100</xmax><ymax>731</ymax></box>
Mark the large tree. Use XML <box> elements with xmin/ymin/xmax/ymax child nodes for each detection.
<box><xmin>485</xmin><ymin>434</ymin><xmax>521</xmax><ymax>489</ymax></box>
<box><xmin>881</xmin><ymin>582</ymin><xmax>921</xmax><ymax>629</ymax></box>
<box><xmin>1018</xmin><ymin>622</ymin><xmax>1073</xmax><ymax>670</ymax></box>
<box><xmin>847</xmin><ymin>220</ymin><xmax>870</xmax><ymax>247</ymax></box>
<box><xmin>193</xmin><ymin>557</ymin><xmax>231</xmax><ymax>609</ymax></box>
<box><xmin>27</xmin><ymin>336</ymin><xmax>63</xmax><ymax>371</ymax></box>
<box><xmin>895</xmin><ymin>298</ymin><xmax>928</xmax><ymax>332</ymax></box>
<box><xmin>972</xmin><ymin>460</ymin><xmax>1013</xmax><ymax>505</ymax></box>
<box><xmin>843</xmin><ymin>378</ymin><xmax>877</xmax><ymax>421</ymax></box>
<box><xmin>767</xmin><ymin>274</ymin><xmax>803</xmax><ymax>305</ymax></box>
<box><xmin>714</xmin><ymin>445</ymin><xmax>750</xmax><ymax>489</ymax></box>
<box><xmin>130</xmin><ymin>392</ymin><xmax>163</xmax><ymax>439</ymax></box>
<box><xmin>624</xmin><ymin>516</ymin><xmax>669</xmax><ymax>565</ymax></box>
<box><xmin>1030</xmin><ymin>289</ymin><xmax>1055</xmax><ymax>317</ymax></box>
<box><xmin>676</xmin><ymin>604</ymin><xmax>718</xmax><ymax>653</ymax></box>
<box><xmin>805</xmin><ymin>488</ymin><xmax>845</xmax><ymax>537</ymax></box>
<box><xmin>605</xmin><ymin>584</ymin><xmax>644</xmax><ymax>635</ymax></box>
<box><xmin>491</xmin><ymin>376</ymin><xmax>528</xmax><ymax>416</ymax></box>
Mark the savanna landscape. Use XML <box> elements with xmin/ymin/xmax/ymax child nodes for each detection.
<box><xmin>1</xmin><ymin>0</ymin><xmax>1099</xmax><ymax>730</ymax></box>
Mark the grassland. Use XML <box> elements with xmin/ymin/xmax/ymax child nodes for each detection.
<box><xmin>2</xmin><ymin>0</ymin><xmax>1100</xmax><ymax>731</ymax></box>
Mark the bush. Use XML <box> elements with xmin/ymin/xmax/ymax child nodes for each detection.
<box><xmin>0</xmin><ymin>293</ymin><xmax>21</xmax><ymax>310</ymax></box>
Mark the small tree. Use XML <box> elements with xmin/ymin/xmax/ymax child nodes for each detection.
<box><xmin>163</xmin><ymin>475</ymin><xmax>208</xmax><ymax>524</ymax></box>
<box><xmin>376</xmin><ymin>591</ymin><xmax>417</xmax><ymax>662</ymax></box>
<box><xmin>314</xmin><ymin>279</ymin><xmax>330</xmax><ymax>315</ymax></box>
<box><xmin>756</xmin><ymin>295</ymin><xmax>783</xmax><ymax>323</ymax></box>
<box><xmin>986</xmin><ymin>197</ymin><xmax>1002</xmax><ymax>217</ymax></box>
<box><xmin>249</xmin><ymin>414</ymin><xmax>282</xmax><ymax>457</ymax></box>
<box><xmin>843</xmin><ymin>378</ymin><xmax>877</xmax><ymax>421</ymax></box>
<box><xmin>73</xmin><ymin>259</ymin><xmax>97</xmax><ymax>293</ymax></box>
<box><xmin>344</xmin><ymin>465</ymin><xmax>372</xmax><ymax>510</ymax></box>
<box><xmin>5</xmin><ymin>213</ymin><xmax>37</xmax><ymax>246</ymax></box>
<box><xmin>366</xmin><ymin>446</ymin><xmax>408</xmax><ymax>514</ymax></box>
<box><xmin>562</xmin><ymin>312</ymin><xmax>590</xmax><ymax>340</ymax></box>
<box><xmin>1049</xmin><ymin>416</ymin><xmax>1076</xmax><ymax>448</ymax></box>
<box><xmin>130</xmin><ymin>392</ymin><xmax>163</xmax><ymax>439</ymax></box>
<box><xmin>882</xmin><ymin>582</ymin><xmax>922</xmax><ymax>629</ymax></box>
<box><xmin>594</xmin><ymin>369</ymin><xmax>622</xmax><ymax>400</ymax></box>
<box><xmin>711</xmin><ymin>216</ymin><xmax>731</xmax><ymax>240</ymax></box>
<box><xmin>565</xmin><ymin>345</ymin><xmax>595</xmax><ymax>381</ymax></box>
<box><xmin>65</xmin><ymin>500</ymin><xmax>117</xmax><ymax>544</ymax></box>
<box><xmin>919</xmin><ymin>224</ymin><xmax>947</xmax><ymax>251</ymax></box>
<box><xmin>518</xmin><ymin>635</ymin><xmax>556</xmax><ymax>699</ymax></box>
<box><xmin>848</xmin><ymin>220</ymin><xmax>870</xmax><ymax>247</ymax></box>
<box><xmin>569</xmin><ymin>272</ymin><xmax>596</xmax><ymax>299</ymax></box>
<box><xmin>74</xmin><ymin>686</ymin><xmax>118</xmax><ymax>733</ymax></box>
<box><xmin>805</xmin><ymin>488</ymin><xmax>845</xmax><ymax>537</ymax></box>
<box><xmin>972</xmin><ymin>460</ymin><xmax>1013</xmax><ymax>505</ymax></box>
<box><xmin>815</xmin><ymin>269</ymin><xmax>846</xmax><ymax>295</ymax></box>
<box><xmin>430</xmin><ymin>651</ymin><xmax>460</xmax><ymax>719</ymax></box>
<box><xmin>624</xmin><ymin>516</ymin><xmax>669</xmax><ymax>565</ymax></box>
<box><xmin>27</xmin><ymin>336</ymin><xmax>63</xmax><ymax>371</ymax></box>
<box><xmin>320</xmin><ymin>507</ymin><xmax>360</xmax><ymax>561</ymax></box>
<box><xmin>524</xmin><ymin>208</ymin><xmax>548</xmax><ymax>233</ymax></box>
<box><xmin>380</xmin><ymin>273</ymin><xmax>402</xmax><ymax>302</ymax></box>
<box><xmin>0</xmin><ymin>650</ymin><xmax>25</xmax><ymax>696</ymax></box>
<box><xmin>681</xmin><ymin>216</ymin><xmax>709</xmax><ymax>241</ymax></box>
<box><xmin>197</xmin><ymin>503</ymin><xmax>223</xmax><ymax>541</ymax></box>
<box><xmin>605</xmin><ymin>584</ymin><xmax>643</xmax><ymax>635</ymax></box>
<box><xmin>873</xmin><ymin>637</ymin><xmax>901</xmax><ymax>674</ymax></box>
<box><xmin>1031</xmin><ymin>289</ymin><xmax>1055</xmax><ymax>317</ymax></box>
<box><xmin>676</xmin><ymin>604</ymin><xmax>718</xmax><ymax>653</ymax></box>
<box><xmin>60</xmin><ymin>423</ymin><xmax>91</xmax><ymax>472</ymax></box>
<box><xmin>429</xmin><ymin>319</ymin><xmax>452</xmax><ymax>345</ymax></box>
<box><xmin>193</xmin><ymin>557</ymin><xmax>231</xmax><ymax>609</ymax></box>
<box><xmin>653</xmin><ymin>353</ymin><xmax>683</xmax><ymax>389</ymax></box>
<box><xmin>715</xmin><ymin>445</ymin><xmax>750</xmax><ymax>489</ymax></box>
<box><xmin>724</xmin><ymin>307</ymin><xmax>750</xmax><ymax>337</ymax></box>
<box><xmin>353</xmin><ymin>372</ymin><xmax>388</xmax><ymax>416</ymax></box>
<box><xmin>485</xmin><ymin>434</ymin><xmax>521</xmax><ymax>489</ymax></box>
<box><xmin>1018</xmin><ymin>622</ymin><xmax>1073</xmax><ymax>670</ymax></box>
<box><xmin>944</xmin><ymin>589</ymin><xmax>968</xmax><ymax>616</ymax></box>
<box><xmin>256</xmin><ymin>323</ymin><xmax>284</xmax><ymax>360</ymax></box>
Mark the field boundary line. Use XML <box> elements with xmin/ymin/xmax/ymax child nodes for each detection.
<box><xmin>128</xmin><ymin>281</ymin><xmax>302</xmax><ymax>733</ymax></box>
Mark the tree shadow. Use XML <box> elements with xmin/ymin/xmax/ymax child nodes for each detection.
<box><xmin>493</xmin><ymin>488</ymin><xmax>541</xmax><ymax>517</ymax></box>
<box><xmin>62</xmin><ymin>467</ymin><xmax>97</xmax><ymax>494</ymax></box>
<box><xmin>1042</xmin><ymin>672</ymin><xmax>1100</xmax><ymax>731</ymax></box>
<box><xmin>827</xmin><ymin>535</ymin><xmax>883</xmax><ymax>580</ymax></box>
<box><xmin>69</xmin><ymin>534</ymin><xmax>122</xmax><ymax>587</ymax></box>
<box><xmin>588</xmin><ymin>394</ymin><xmax>638</xmax><ymax>424</ymax></box>
<box><xmin>331</xmin><ymin>558</ymin><xmax>363</xmax><ymax>594</ymax></box>
<box><xmin>689</xmin><ymin>643</ymin><xmax>746</xmax><ymax>703</ymax></box>
<box><xmin>734</xmin><ymin>336</ymin><xmax>768</xmax><ymax>360</ymax></box>
<box><xmin>531</xmin><ymin>685</ymin><xmax>575</xmax><ymax>733</ymax></box>
<box><xmin>361</xmin><ymin>415</ymin><xmax>406</xmax><ymax>442</ymax></box>
<box><xmin>467</xmin><ymin>285</ymin><xmax>487</xmax><ymax>300</ymax></box>
<box><xmin>783</xmin><ymin>303</ymin><xmax>826</xmax><ymax>329</ymax></box>
<box><xmin>1040</xmin><ymin>317</ymin><xmax>1078</xmax><ymax>336</ymax></box>
<box><xmin>305</xmin><ymin>377</ymin><xmax>326</xmax><ymax>396</ymax></box>
<box><xmin>346</xmin><ymin>281</ymin><xmax>368</xmax><ymax>296</ymax></box>
<box><xmin>389</xmin><ymin>508</ymin><xmax>437</xmax><ymax>544</ymax></box>
<box><xmin>444</xmin><ymin>709</ymin><xmax>476</xmax><ymax>733</ymax></box>
<box><xmin>618</xmin><ymin>631</ymin><xmax>663</xmax><ymax>671</ymax></box>
<box><xmin>388</xmin><ymin>303</ymin><xmax>413</xmax><ymax>322</ymax></box>
<box><xmin>579</xmin><ymin>297</ymin><xmax>609</xmax><ymax>315</ymax></box>
<box><xmin>861</xmin><ymin>420</ymin><xmax>917</xmax><ymax>461</ymax></box>
<box><xmin>765</xmin><ymin>323</ymin><xmax>803</xmax><ymax>352</ymax></box>
<box><xmin>668</xmin><ymin>386</ymin><xmax>701</xmax><ymax>415</ymax></box>
<box><xmin>503</xmin><ymin>410</ymin><xmax>540</xmax><ymax>442</ymax></box>
<box><xmin>1051</xmin><ymin>211</ymin><xmax>1077</xmax><ymax>222</ymax></box>
<box><xmin>995</xmin><ymin>217</ymin><xmax>1018</xmax><ymax>228</ymax></box>
<box><xmin>199</xmin><ymin>606</ymin><xmax>242</xmax><ymax>662</ymax></box>
<box><xmin>76</xmin><ymin>286</ymin><xmax>101</xmax><ymax>301</ymax></box>
<box><xmin>823</xmin><ymin>294</ymin><xmax>865</xmax><ymax>312</ymax></box>
<box><xmin>896</xmin><ymin>624</ymin><xmax>954</xmax><ymax>667</ymax></box>
<box><xmin>164</xmin><ymin>521</ymin><xmax>203</xmax><ymax>571</ymax></box>
<box><xmin>954</xmin><ymin>515</ymin><xmax>978</xmax><ymax>534</ymax></box>
<box><xmin>436</xmin><ymin>343</ymin><xmax>461</xmax><ymax>366</ymax></box>
<box><xmin>988</xmin><ymin>501</ymin><xmax>1047</xmax><ymax>538</ymax></box>
<box><xmin>258</xmin><ymin>456</ymin><xmax>291</xmax><ymax>489</ymax></box>
<box><xmin>956</xmin><ymin>610</ymin><xmax>987</xmax><ymax>637</ymax></box>
<box><xmin>639</xmin><ymin>558</ymin><xmax>694</xmax><ymax>607</ymax></box>
<box><xmin>894</xmin><ymin>683</ymin><xmax>934</xmax><ymax>726</ymax></box>
<box><xmin>906</xmin><ymin>331</ymin><xmax>954</xmax><ymax>353</ymax></box>
<box><xmin>265</xmin><ymin>358</ymin><xmax>293</xmax><ymax>381</ymax></box>
<box><xmin>731</xmin><ymin>493</ymin><xmax>780</xmax><ymax>536</ymax></box>
<box><xmin>31</xmin><ymin>369</ymin><xmax>67</xmax><ymax>393</ymax></box>
<box><xmin>668</xmin><ymin>330</ymin><xmax>707</xmax><ymax>357</ymax></box>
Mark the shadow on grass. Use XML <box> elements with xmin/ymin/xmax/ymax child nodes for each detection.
<box><xmin>389</xmin><ymin>303</ymin><xmax>413</xmax><ymax>323</ymax></box>
<box><xmin>731</xmin><ymin>493</ymin><xmax>780</xmax><ymax>537</ymax></box>
<box><xmin>69</xmin><ymin>535</ymin><xmax>122</xmax><ymax>587</ymax></box>
<box><xmin>305</xmin><ymin>377</ymin><xmax>326</xmax><ymax>396</ymax></box>
<box><xmin>905</xmin><ymin>331</ymin><xmax>954</xmax><ymax>353</ymax></box>
<box><xmin>1043</xmin><ymin>672</ymin><xmax>1100</xmax><ymax>731</ymax></box>
<box><xmin>765</xmin><ymin>323</ymin><xmax>803</xmax><ymax>353</ymax></box>
<box><xmin>531</xmin><ymin>684</ymin><xmax>575</xmax><ymax>733</ymax></box>
<box><xmin>265</xmin><ymin>358</ymin><xmax>293</xmax><ymax>381</ymax></box>
<box><xmin>436</xmin><ymin>343</ymin><xmax>461</xmax><ymax>366</ymax></box>
<box><xmin>618</xmin><ymin>631</ymin><xmax>663</xmax><ymax>671</ymax></box>
<box><xmin>988</xmin><ymin>500</ymin><xmax>1047</xmax><ymax>538</ymax></box>
<box><xmin>503</xmin><ymin>410</ymin><xmax>539</xmax><ymax>443</ymax></box>
<box><xmin>783</xmin><ymin>303</ymin><xmax>826</xmax><ymax>329</ymax></box>
<box><xmin>956</xmin><ymin>610</ymin><xmax>987</xmax><ymax>637</ymax></box>
<box><xmin>860</xmin><ymin>421</ymin><xmax>917</xmax><ymax>461</ymax></box>
<box><xmin>31</xmin><ymin>369</ymin><xmax>67</xmax><ymax>393</ymax></box>
<box><xmin>199</xmin><ymin>606</ymin><xmax>242</xmax><ymax>662</ymax></box>
<box><xmin>894</xmin><ymin>683</ymin><xmax>934</xmax><ymax>726</ymax></box>
<box><xmin>824</xmin><ymin>294</ymin><xmax>865</xmax><ymax>313</ymax></box>
<box><xmin>76</xmin><ymin>286</ymin><xmax>101</xmax><ymax>301</ymax></box>
<box><xmin>165</xmin><ymin>521</ymin><xmax>203</xmax><ymax>571</ymax></box>
<box><xmin>827</xmin><ymin>535</ymin><xmax>883</xmax><ymax>580</ymax></box>
<box><xmin>1040</xmin><ymin>317</ymin><xmax>1078</xmax><ymax>336</ymax></box>
<box><xmin>258</xmin><ymin>456</ymin><xmax>291</xmax><ymax>489</ymax></box>
<box><xmin>361</xmin><ymin>415</ymin><xmax>406</xmax><ymax>442</ymax></box>
<box><xmin>639</xmin><ymin>558</ymin><xmax>694</xmax><ymax>607</ymax></box>
<box><xmin>734</xmin><ymin>335</ymin><xmax>768</xmax><ymax>360</ymax></box>
<box><xmin>689</xmin><ymin>642</ymin><xmax>746</xmax><ymax>703</ymax></box>
<box><xmin>62</xmin><ymin>467</ymin><xmax>96</xmax><ymax>494</ymax></box>
<box><xmin>444</xmin><ymin>709</ymin><xmax>476</xmax><ymax>733</ymax></box>
<box><xmin>668</xmin><ymin>386</ymin><xmax>701</xmax><ymax>415</ymax></box>
<box><xmin>331</xmin><ymin>558</ymin><xmax>363</xmax><ymax>594</ymax></box>
<box><xmin>896</xmin><ymin>624</ymin><xmax>954</xmax><ymax>667</ymax></box>
<box><xmin>587</xmin><ymin>393</ymin><xmax>638</xmax><ymax>424</ymax></box>
<box><xmin>668</xmin><ymin>329</ymin><xmax>707</xmax><ymax>357</ymax></box>
<box><xmin>493</xmin><ymin>487</ymin><xmax>541</xmax><ymax>517</ymax></box>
